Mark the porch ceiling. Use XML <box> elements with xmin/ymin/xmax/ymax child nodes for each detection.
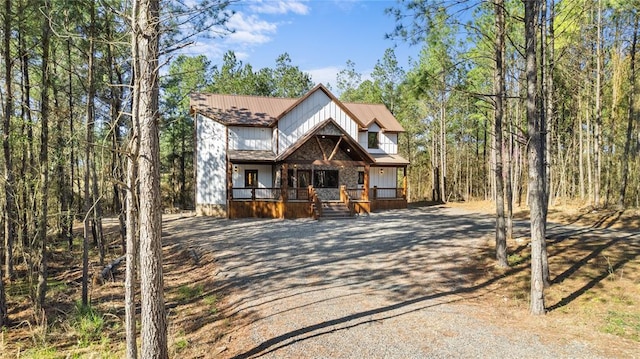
<box><xmin>371</xmin><ymin>153</ymin><xmax>410</xmax><ymax>166</ymax></box>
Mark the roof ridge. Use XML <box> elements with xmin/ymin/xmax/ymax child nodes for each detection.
<box><xmin>191</xmin><ymin>92</ymin><xmax>297</xmax><ymax>101</ymax></box>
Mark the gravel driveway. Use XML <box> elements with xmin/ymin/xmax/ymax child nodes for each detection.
<box><xmin>166</xmin><ymin>205</ymin><xmax>626</xmax><ymax>358</ymax></box>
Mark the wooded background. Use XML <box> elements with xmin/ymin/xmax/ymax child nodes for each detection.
<box><xmin>0</xmin><ymin>0</ymin><xmax>638</xmax><ymax>338</ymax></box>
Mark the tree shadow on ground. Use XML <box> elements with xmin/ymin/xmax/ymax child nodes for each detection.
<box><xmin>164</xmin><ymin>207</ymin><xmax>640</xmax><ymax>358</ymax></box>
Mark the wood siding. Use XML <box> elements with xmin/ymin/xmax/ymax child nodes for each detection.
<box><xmin>370</xmin><ymin>167</ymin><xmax>398</xmax><ymax>188</ymax></box>
<box><xmin>232</xmin><ymin>164</ymin><xmax>273</xmax><ymax>189</ymax></box>
<box><xmin>228</xmin><ymin>126</ymin><xmax>272</xmax><ymax>150</ymax></box>
<box><xmin>228</xmin><ymin>201</ymin><xmax>312</xmax><ymax>219</ymax></box>
<box><xmin>358</xmin><ymin>122</ymin><xmax>398</xmax><ymax>154</ymax></box>
<box><xmin>371</xmin><ymin>198</ymin><xmax>407</xmax><ymax>211</ymax></box>
<box><xmin>278</xmin><ymin>90</ymin><xmax>359</xmax><ymax>155</ymax></box>
<box><xmin>196</xmin><ymin>115</ymin><xmax>227</xmax><ymax>205</ymax></box>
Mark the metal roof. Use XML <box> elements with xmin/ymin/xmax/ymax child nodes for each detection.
<box><xmin>190</xmin><ymin>93</ymin><xmax>295</xmax><ymax>126</ymax></box>
<box><xmin>342</xmin><ymin>102</ymin><xmax>405</xmax><ymax>132</ymax></box>
<box><xmin>190</xmin><ymin>85</ymin><xmax>405</xmax><ymax>132</ymax></box>
<box><xmin>228</xmin><ymin>150</ymin><xmax>276</xmax><ymax>163</ymax></box>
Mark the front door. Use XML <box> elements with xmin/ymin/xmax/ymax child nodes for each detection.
<box><xmin>296</xmin><ymin>170</ymin><xmax>311</xmax><ymax>200</ymax></box>
<box><xmin>297</xmin><ymin>170</ymin><xmax>311</xmax><ymax>188</ymax></box>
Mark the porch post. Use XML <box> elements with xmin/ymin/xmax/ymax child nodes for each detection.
<box><xmin>281</xmin><ymin>163</ymin><xmax>288</xmax><ymax>202</ymax></box>
<box><xmin>403</xmin><ymin>166</ymin><xmax>408</xmax><ymax>199</ymax></box>
<box><xmin>363</xmin><ymin>164</ymin><xmax>370</xmax><ymax>201</ymax></box>
<box><xmin>227</xmin><ymin>160</ymin><xmax>233</xmax><ymax>219</ymax></box>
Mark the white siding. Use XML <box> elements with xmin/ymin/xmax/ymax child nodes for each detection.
<box><xmin>358</xmin><ymin>131</ymin><xmax>367</xmax><ymax>149</ymax></box>
<box><xmin>232</xmin><ymin>164</ymin><xmax>273</xmax><ymax>188</ymax></box>
<box><xmin>370</xmin><ymin>167</ymin><xmax>398</xmax><ymax>188</ymax></box>
<box><xmin>228</xmin><ymin>126</ymin><xmax>272</xmax><ymax>150</ymax></box>
<box><xmin>360</xmin><ymin>123</ymin><xmax>398</xmax><ymax>154</ymax></box>
<box><xmin>277</xmin><ymin>90</ymin><xmax>359</xmax><ymax>155</ymax></box>
<box><xmin>272</xmin><ymin>127</ymin><xmax>278</xmax><ymax>153</ymax></box>
<box><xmin>196</xmin><ymin>115</ymin><xmax>227</xmax><ymax>205</ymax></box>
<box><xmin>380</xmin><ymin>132</ymin><xmax>398</xmax><ymax>154</ymax></box>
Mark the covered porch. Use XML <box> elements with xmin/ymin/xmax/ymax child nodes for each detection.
<box><xmin>226</xmin><ymin>119</ymin><xmax>408</xmax><ymax>219</ymax></box>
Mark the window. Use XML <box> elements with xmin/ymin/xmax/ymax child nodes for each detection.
<box><xmin>357</xmin><ymin>171</ymin><xmax>365</xmax><ymax>185</ymax></box>
<box><xmin>288</xmin><ymin>169</ymin><xmax>310</xmax><ymax>188</ymax></box>
<box><xmin>368</xmin><ymin>131</ymin><xmax>379</xmax><ymax>149</ymax></box>
<box><xmin>244</xmin><ymin>170</ymin><xmax>258</xmax><ymax>187</ymax></box>
<box><xmin>313</xmin><ymin>170</ymin><xmax>339</xmax><ymax>188</ymax></box>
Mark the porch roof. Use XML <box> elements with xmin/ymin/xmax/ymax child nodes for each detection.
<box><xmin>228</xmin><ymin>150</ymin><xmax>276</xmax><ymax>163</ymax></box>
<box><xmin>370</xmin><ymin>153</ymin><xmax>410</xmax><ymax>166</ymax></box>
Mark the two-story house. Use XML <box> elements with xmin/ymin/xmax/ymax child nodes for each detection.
<box><xmin>190</xmin><ymin>84</ymin><xmax>409</xmax><ymax>219</ymax></box>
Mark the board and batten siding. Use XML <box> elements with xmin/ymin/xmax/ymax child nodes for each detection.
<box><xmin>228</xmin><ymin>126</ymin><xmax>272</xmax><ymax>150</ymax></box>
<box><xmin>358</xmin><ymin>123</ymin><xmax>398</xmax><ymax>154</ymax></box>
<box><xmin>196</xmin><ymin>115</ymin><xmax>227</xmax><ymax>205</ymax></box>
<box><xmin>370</xmin><ymin>167</ymin><xmax>398</xmax><ymax>188</ymax></box>
<box><xmin>232</xmin><ymin>164</ymin><xmax>273</xmax><ymax>188</ymax></box>
<box><xmin>277</xmin><ymin>90</ymin><xmax>359</xmax><ymax>155</ymax></box>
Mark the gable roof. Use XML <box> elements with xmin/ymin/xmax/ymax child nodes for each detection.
<box><xmin>276</xmin><ymin>118</ymin><xmax>375</xmax><ymax>164</ymax></box>
<box><xmin>343</xmin><ymin>102</ymin><xmax>404</xmax><ymax>132</ymax></box>
<box><xmin>190</xmin><ymin>84</ymin><xmax>405</xmax><ymax>132</ymax></box>
<box><xmin>189</xmin><ymin>93</ymin><xmax>294</xmax><ymax>126</ymax></box>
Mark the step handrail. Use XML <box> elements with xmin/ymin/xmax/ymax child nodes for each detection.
<box><xmin>309</xmin><ymin>186</ymin><xmax>322</xmax><ymax>219</ymax></box>
<box><xmin>340</xmin><ymin>185</ymin><xmax>355</xmax><ymax>217</ymax></box>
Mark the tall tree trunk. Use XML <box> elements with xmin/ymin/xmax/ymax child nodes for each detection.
<box><xmin>579</xmin><ymin>98</ymin><xmax>585</xmax><ymax>199</ymax></box>
<box><xmin>67</xmin><ymin>37</ymin><xmax>75</xmax><ymax>249</ymax></box>
<box><xmin>1</xmin><ymin>0</ymin><xmax>13</xmax><ymax>324</ymax></box>
<box><xmin>3</xmin><ymin>0</ymin><xmax>15</xmax><ymax>280</ymax></box>
<box><xmin>540</xmin><ymin>0</ymin><xmax>551</xmax><ymax>287</ymax></box>
<box><xmin>506</xmin><ymin>109</ymin><xmax>514</xmax><ymax>241</ymax></box>
<box><xmin>82</xmin><ymin>1</ymin><xmax>96</xmax><ymax>307</ymax></box>
<box><xmin>619</xmin><ymin>15</ymin><xmax>638</xmax><ymax>207</ymax></box>
<box><xmin>56</xmin><ymin>44</ymin><xmax>71</xmax><ymax>247</ymax></box>
<box><xmin>133</xmin><ymin>0</ymin><xmax>168</xmax><ymax>356</ymax></box>
<box><xmin>494</xmin><ymin>0</ymin><xmax>508</xmax><ymax>267</ymax></box>
<box><xmin>545</xmin><ymin>0</ymin><xmax>556</xmax><ymax>212</ymax></box>
<box><xmin>125</xmin><ymin>112</ymin><xmax>139</xmax><ymax>359</ymax></box>
<box><xmin>107</xmin><ymin>23</ymin><xmax>127</xmax><ymax>250</ymax></box>
<box><xmin>439</xmin><ymin>87</ymin><xmax>446</xmax><ymax>202</ymax></box>
<box><xmin>17</xmin><ymin>18</ymin><xmax>34</xmax><ymax>249</ymax></box>
<box><xmin>36</xmin><ymin>0</ymin><xmax>52</xmax><ymax>310</ymax></box>
<box><xmin>594</xmin><ymin>0</ymin><xmax>603</xmax><ymax>207</ymax></box>
<box><xmin>525</xmin><ymin>0</ymin><xmax>546</xmax><ymax>316</ymax></box>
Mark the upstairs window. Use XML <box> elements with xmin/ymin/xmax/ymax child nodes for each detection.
<box><xmin>244</xmin><ymin>170</ymin><xmax>258</xmax><ymax>188</ymax></box>
<box><xmin>368</xmin><ymin>131</ymin><xmax>379</xmax><ymax>149</ymax></box>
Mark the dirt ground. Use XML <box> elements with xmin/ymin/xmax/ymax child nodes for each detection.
<box><xmin>1</xmin><ymin>202</ymin><xmax>639</xmax><ymax>358</ymax></box>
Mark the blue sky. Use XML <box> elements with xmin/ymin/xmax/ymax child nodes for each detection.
<box><xmin>182</xmin><ymin>0</ymin><xmax>422</xmax><ymax>90</ymax></box>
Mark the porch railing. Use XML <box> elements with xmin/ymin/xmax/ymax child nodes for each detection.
<box><xmin>340</xmin><ymin>186</ymin><xmax>355</xmax><ymax>216</ymax></box>
<box><xmin>231</xmin><ymin>187</ymin><xmax>281</xmax><ymax>200</ymax></box>
<box><xmin>310</xmin><ymin>187</ymin><xmax>322</xmax><ymax>219</ymax></box>
<box><xmin>287</xmin><ymin>187</ymin><xmax>310</xmax><ymax>201</ymax></box>
<box><xmin>369</xmin><ymin>187</ymin><xmax>406</xmax><ymax>199</ymax></box>
<box><xmin>346</xmin><ymin>188</ymin><xmax>364</xmax><ymax>200</ymax></box>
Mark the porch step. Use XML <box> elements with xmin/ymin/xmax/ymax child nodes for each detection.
<box><xmin>319</xmin><ymin>201</ymin><xmax>353</xmax><ymax>220</ymax></box>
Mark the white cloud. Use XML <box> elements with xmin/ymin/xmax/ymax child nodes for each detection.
<box><xmin>306</xmin><ymin>66</ymin><xmax>341</xmax><ymax>88</ymax></box>
<box><xmin>248</xmin><ymin>0</ymin><xmax>310</xmax><ymax>15</ymax></box>
<box><xmin>226</xmin><ymin>12</ymin><xmax>277</xmax><ymax>45</ymax></box>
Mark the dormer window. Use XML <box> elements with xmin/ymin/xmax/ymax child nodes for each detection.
<box><xmin>367</xmin><ymin>131</ymin><xmax>379</xmax><ymax>149</ymax></box>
